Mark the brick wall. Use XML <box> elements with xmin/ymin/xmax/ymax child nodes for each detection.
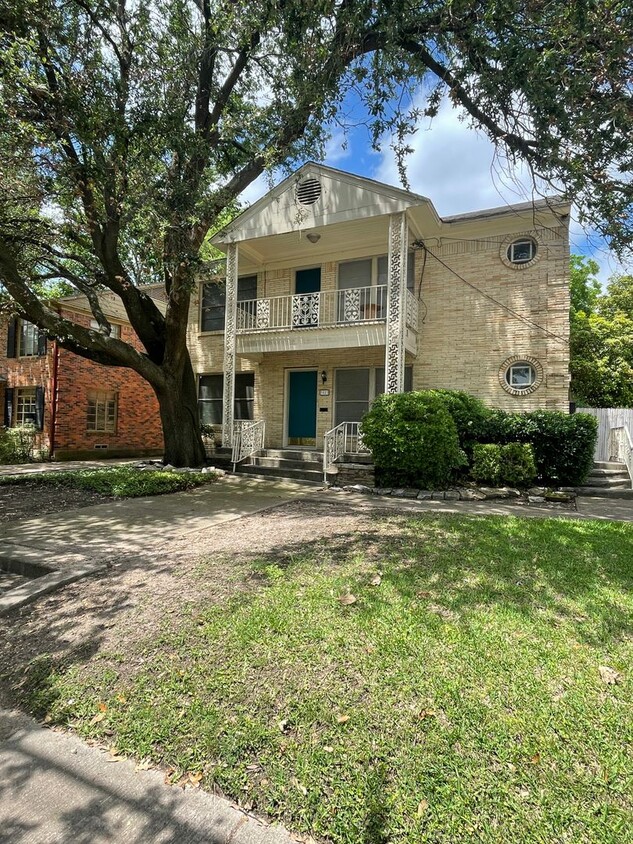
<box><xmin>53</xmin><ymin>309</ymin><xmax>163</xmax><ymax>459</ymax></box>
<box><xmin>1</xmin><ymin>309</ymin><xmax>163</xmax><ymax>460</ymax></box>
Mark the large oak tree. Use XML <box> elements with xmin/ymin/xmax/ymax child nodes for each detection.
<box><xmin>1</xmin><ymin>0</ymin><xmax>632</xmax><ymax>464</ymax></box>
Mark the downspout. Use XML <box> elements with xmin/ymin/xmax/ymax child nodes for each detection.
<box><xmin>49</xmin><ymin>307</ymin><xmax>60</xmax><ymax>458</ymax></box>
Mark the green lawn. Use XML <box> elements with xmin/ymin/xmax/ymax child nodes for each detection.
<box><xmin>0</xmin><ymin>466</ymin><xmax>218</xmax><ymax>497</ymax></box>
<box><xmin>18</xmin><ymin>514</ymin><xmax>633</xmax><ymax>843</ymax></box>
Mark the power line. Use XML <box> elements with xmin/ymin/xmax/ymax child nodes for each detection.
<box><xmin>415</xmin><ymin>241</ymin><xmax>569</xmax><ymax>347</ymax></box>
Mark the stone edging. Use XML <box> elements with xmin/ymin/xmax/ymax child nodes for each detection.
<box><xmin>328</xmin><ymin>484</ymin><xmax>577</xmax><ymax>507</ymax></box>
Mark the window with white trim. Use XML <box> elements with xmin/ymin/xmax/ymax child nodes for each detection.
<box><xmin>505</xmin><ymin>362</ymin><xmax>537</xmax><ymax>390</ymax></box>
<box><xmin>200</xmin><ymin>276</ymin><xmax>258</xmax><ymax>332</ymax></box>
<box><xmin>334</xmin><ymin>366</ymin><xmax>413</xmax><ymax>426</ymax></box>
<box><xmin>506</xmin><ymin>239</ymin><xmax>537</xmax><ymax>265</ymax></box>
<box><xmin>198</xmin><ymin>373</ymin><xmax>255</xmax><ymax>426</ymax></box>
<box><xmin>15</xmin><ymin>388</ymin><xmax>38</xmax><ymax>426</ymax></box>
<box><xmin>90</xmin><ymin>319</ymin><xmax>121</xmax><ymax>339</ymax></box>
<box><xmin>87</xmin><ymin>390</ymin><xmax>117</xmax><ymax>432</ymax></box>
<box><xmin>18</xmin><ymin>321</ymin><xmax>39</xmax><ymax>357</ymax></box>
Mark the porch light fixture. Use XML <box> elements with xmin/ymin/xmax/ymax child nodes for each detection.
<box><xmin>321</xmin><ymin>370</ymin><xmax>327</xmax><ymax>384</ymax></box>
<box><xmin>306</xmin><ymin>232</ymin><xmax>321</xmax><ymax>244</ymax></box>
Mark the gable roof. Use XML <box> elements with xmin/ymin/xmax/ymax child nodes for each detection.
<box><xmin>212</xmin><ymin>162</ymin><xmax>439</xmax><ymax>247</ymax></box>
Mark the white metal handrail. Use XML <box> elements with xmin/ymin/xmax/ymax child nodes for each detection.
<box><xmin>236</xmin><ymin>285</ymin><xmax>387</xmax><ymax>333</ymax></box>
<box><xmin>323</xmin><ymin>421</ymin><xmax>369</xmax><ymax>481</ymax></box>
<box><xmin>609</xmin><ymin>425</ymin><xmax>633</xmax><ymax>488</ymax></box>
<box><xmin>232</xmin><ymin>419</ymin><xmax>265</xmax><ymax>471</ymax></box>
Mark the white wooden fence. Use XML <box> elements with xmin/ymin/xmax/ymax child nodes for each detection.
<box><xmin>577</xmin><ymin>408</ymin><xmax>633</xmax><ymax>462</ymax></box>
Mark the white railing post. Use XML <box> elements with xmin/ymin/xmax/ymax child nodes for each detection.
<box><xmin>323</xmin><ymin>421</ymin><xmax>370</xmax><ymax>482</ymax></box>
<box><xmin>609</xmin><ymin>425</ymin><xmax>633</xmax><ymax>488</ymax></box>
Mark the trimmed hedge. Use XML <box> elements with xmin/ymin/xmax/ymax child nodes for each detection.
<box><xmin>360</xmin><ymin>392</ymin><xmax>465</xmax><ymax>488</ymax></box>
<box><xmin>471</xmin><ymin>442</ymin><xmax>537</xmax><ymax>487</ymax></box>
<box><xmin>429</xmin><ymin>390</ymin><xmax>491</xmax><ymax>461</ymax></box>
<box><xmin>486</xmin><ymin>409</ymin><xmax>598</xmax><ymax>486</ymax></box>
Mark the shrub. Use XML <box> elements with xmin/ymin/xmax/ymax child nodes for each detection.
<box><xmin>0</xmin><ymin>425</ymin><xmax>38</xmax><ymax>464</ymax></box>
<box><xmin>485</xmin><ymin>410</ymin><xmax>597</xmax><ymax>485</ymax></box>
<box><xmin>0</xmin><ymin>467</ymin><xmax>219</xmax><ymax>497</ymax></box>
<box><xmin>430</xmin><ymin>390</ymin><xmax>492</xmax><ymax>461</ymax></box>
<box><xmin>360</xmin><ymin>391</ymin><xmax>465</xmax><ymax>488</ymax></box>
<box><xmin>472</xmin><ymin>443</ymin><xmax>537</xmax><ymax>487</ymax></box>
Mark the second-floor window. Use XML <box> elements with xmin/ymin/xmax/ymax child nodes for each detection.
<box><xmin>90</xmin><ymin>319</ymin><xmax>121</xmax><ymax>338</ymax></box>
<box><xmin>6</xmin><ymin>318</ymin><xmax>46</xmax><ymax>358</ymax></box>
<box><xmin>200</xmin><ymin>275</ymin><xmax>257</xmax><ymax>332</ymax></box>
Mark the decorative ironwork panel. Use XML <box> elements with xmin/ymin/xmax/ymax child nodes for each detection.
<box><xmin>256</xmin><ymin>298</ymin><xmax>271</xmax><ymax>329</ymax></box>
<box><xmin>222</xmin><ymin>243</ymin><xmax>238</xmax><ymax>447</ymax></box>
<box><xmin>344</xmin><ymin>288</ymin><xmax>361</xmax><ymax>322</ymax></box>
<box><xmin>385</xmin><ymin>212</ymin><xmax>408</xmax><ymax>393</ymax></box>
<box><xmin>405</xmin><ymin>290</ymin><xmax>418</xmax><ymax>331</ymax></box>
<box><xmin>232</xmin><ymin>419</ymin><xmax>265</xmax><ymax>465</ymax></box>
<box><xmin>292</xmin><ymin>292</ymin><xmax>320</xmax><ymax>327</ymax></box>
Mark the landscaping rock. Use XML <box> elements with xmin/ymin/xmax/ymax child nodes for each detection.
<box><xmin>528</xmin><ymin>487</ymin><xmax>547</xmax><ymax>496</ymax></box>
<box><xmin>528</xmin><ymin>495</ymin><xmax>546</xmax><ymax>504</ymax></box>
<box><xmin>403</xmin><ymin>488</ymin><xmax>421</xmax><ymax>499</ymax></box>
<box><xmin>391</xmin><ymin>489</ymin><xmax>407</xmax><ymax>498</ymax></box>
<box><xmin>460</xmin><ymin>488</ymin><xmax>487</xmax><ymax>501</ymax></box>
<box><xmin>431</xmin><ymin>491</ymin><xmax>445</xmax><ymax>500</ymax></box>
<box><xmin>444</xmin><ymin>490</ymin><xmax>461</xmax><ymax>501</ymax></box>
<box><xmin>417</xmin><ymin>490</ymin><xmax>433</xmax><ymax>500</ymax></box>
<box><xmin>346</xmin><ymin>484</ymin><xmax>373</xmax><ymax>495</ymax></box>
<box><xmin>478</xmin><ymin>487</ymin><xmax>509</xmax><ymax>499</ymax></box>
<box><xmin>374</xmin><ymin>488</ymin><xmax>393</xmax><ymax>496</ymax></box>
<box><xmin>500</xmin><ymin>487</ymin><xmax>522</xmax><ymax>498</ymax></box>
<box><xmin>544</xmin><ymin>491</ymin><xmax>575</xmax><ymax>503</ymax></box>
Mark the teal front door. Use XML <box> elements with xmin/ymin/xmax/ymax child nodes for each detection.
<box><xmin>288</xmin><ymin>370</ymin><xmax>318</xmax><ymax>446</ymax></box>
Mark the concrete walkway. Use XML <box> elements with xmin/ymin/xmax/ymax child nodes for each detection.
<box><xmin>0</xmin><ymin>476</ymin><xmax>318</xmax><ymax>614</ymax></box>
<box><xmin>0</xmin><ymin>709</ymin><xmax>297</xmax><ymax>844</ymax></box>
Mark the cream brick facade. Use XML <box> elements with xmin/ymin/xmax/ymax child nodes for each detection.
<box><xmin>187</xmin><ymin>164</ymin><xmax>570</xmax><ymax>450</ymax></box>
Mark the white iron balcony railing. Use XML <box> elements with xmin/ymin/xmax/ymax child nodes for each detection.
<box><xmin>323</xmin><ymin>421</ymin><xmax>370</xmax><ymax>481</ymax></box>
<box><xmin>236</xmin><ymin>285</ymin><xmax>396</xmax><ymax>333</ymax></box>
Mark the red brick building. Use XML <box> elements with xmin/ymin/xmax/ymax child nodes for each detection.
<box><xmin>0</xmin><ymin>293</ymin><xmax>164</xmax><ymax>460</ymax></box>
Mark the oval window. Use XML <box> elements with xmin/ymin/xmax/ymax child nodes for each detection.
<box><xmin>506</xmin><ymin>238</ymin><xmax>537</xmax><ymax>265</ymax></box>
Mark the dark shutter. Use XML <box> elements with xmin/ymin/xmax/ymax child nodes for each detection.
<box><xmin>37</xmin><ymin>329</ymin><xmax>47</xmax><ymax>356</ymax></box>
<box><xmin>4</xmin><ymin>388</ymin><xmax>14</xmax><ymax>427</ymax></box>
<box><xmin>35</xmin><ymin>386</ymin><xmax>45</xmax><ymax>431</ymax></box>
<box><xmin>6</xmin><ymin>318</ymin><xmax>17</xmax><ymax>358</ymax></box>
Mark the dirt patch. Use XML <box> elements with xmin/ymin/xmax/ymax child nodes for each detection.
<box><xmin>0</xmin><ymin>482</ymin><xmax>113</xmax><ymax>523</ymax></box>
<box><xmin>0</xmin><ymin>498</ymin><xmax>393</xmax><ymax>706</ymax></box>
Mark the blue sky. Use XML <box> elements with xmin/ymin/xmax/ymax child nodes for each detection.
<box><xmin>242</xmin><ymin>99</ymin><xmax>629</xmax><ymax>287</ymax></box>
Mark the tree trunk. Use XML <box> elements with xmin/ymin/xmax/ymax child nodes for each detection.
<box><xmin>154</xmin><ymin>357</ymin><xmax>206</xmax><ymax>467</ymax></box>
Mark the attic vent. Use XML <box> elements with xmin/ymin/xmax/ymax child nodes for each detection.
<box><xmin>296</xmin><ymin>177</ymin><xmax>322</xmax><ymax>206</ymax></box>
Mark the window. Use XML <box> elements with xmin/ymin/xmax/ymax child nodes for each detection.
<box><xmin>198</xmin><ymin>373</ymin><xmax>255</xmax><ymax>426</ymax></box>
<box><xmin>499</xmin><ymin>356</ymin><xmax>543</xmax><ymax>395</ymax></box>
<box><xmin>337</xmin><ymin>254</ymin><xmax>415</xmax><ymax>322</ymax></box>
<box><xmin>15</xmin><ymin>388</ymin><xmax>38</xmax><ymax>426</ymax></box>
<box><xmin>505</xmin><ymin>362</ymin><xmax>536</xmax><ymax>390</ymax></box>
<box><xmin>90</xmin><ymin>319</ymin><xmax>121</xmax><ymax>339</ymax></box>
<box><xmin>506</xmin><ymin>238</ymin><xmax>537</xmax><ymax>265</ymax></box>
<box><xmin>334</xmin><ymin>366</ymin><xmax>413</xmax><ymax>425</ymax></box>
<box><xmin>19</xmin><ymin>321</ymin><xmax>39</xmax><ymax>356</ymax></box>
<box><xmin>87</xmin><ymin>391</ymin><xmax>117</xmax><ymax>432</ymax></box>
<box><xmin>201</xmin><ymin>275</ymin><xmax>258</xmax><ymax>331</ymax></box>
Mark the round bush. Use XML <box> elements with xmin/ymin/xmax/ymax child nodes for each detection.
<box><xmin>429</xmin><ymin>390</ymin><xmax>492</xmax><ymax>460</ymax></box>
<box><xmin>360</xmin><ymin>391</ymin><xmax>465</xmax><ymax>488</ymax></box>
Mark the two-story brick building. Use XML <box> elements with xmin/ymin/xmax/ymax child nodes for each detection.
<box><xmin>1</xmin><ymin>292</ymin><xmax>164</xmax><ymax>460</ymax></box>
<box><xmin>187</xmin><ymin>163</ymin><xmax>570</xmax><ymax>471</ymax></box>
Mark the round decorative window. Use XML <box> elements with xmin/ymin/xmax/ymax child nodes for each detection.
<box><xmin>500</xmin><ymin>234</ymin><xmax>541</xmax><ymax>269</ymax></box>
<box><xmin>296</xmin><ymin>177</ymin><xmax>322</xmax><ymax>206</ymax></box>
<box><xmin>499</xmin><ymin>355</ymin><xmax>544</xmax><ymax>396</ymax></box>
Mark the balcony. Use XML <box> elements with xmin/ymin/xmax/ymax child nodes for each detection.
<box><xmin>234</xmin><ymin>286</ymin><xmax>418</xmax><ymax>355</ymax></box>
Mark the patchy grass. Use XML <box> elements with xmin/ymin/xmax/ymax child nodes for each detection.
<box><xmin>14</xmin><ymin>514</ymin><xmax>633</xmax><ymax>843</ymax></box>
<box><xmin>0</xmin><ymin>466</ymin><xmax>218</xmax><ymax>498</ymax></box>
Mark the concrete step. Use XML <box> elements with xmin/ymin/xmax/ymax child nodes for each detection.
<box><xmin>563</xmin><ymin>486</ymin><xmax>633</xmax><ymax>499</ymax></box>
<box><xmin>594</xmin><ymin>461</ymin><xmax>628</xmax><ymax>471</ymax></box>
<box><xmin>236</xmin><ymin>463</ymin><xmax>323</xmax><ymax>484</ymax></box>
<box><xmin>250</xmin><ymin>456</ymin><xmax>324</xmax><ymax>472</ymax></box>
<box><xmin>261</xmin><ymin>449</ymin><xmax>323</xmax><ymax>464</ymax></box>
<box><xmin>584</xmin><ymin>476</ymin><xmax>630</xmax><ymax>488</ymax></box>
<box><xmin>588</xmin><ymin>468</ymin><xmax>630</xmax><ymax>478</ymax></box>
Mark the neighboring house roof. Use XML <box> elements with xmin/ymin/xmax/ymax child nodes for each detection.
<box><xmin>58</xmin><ymin>285</ymin><xmax>167</xmax><ymax>323</ymax></box>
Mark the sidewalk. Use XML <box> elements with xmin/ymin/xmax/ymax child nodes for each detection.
<box><xmin>0</xmin><ymin>476</ymin><xmax>318</xmax><ymax>614</ymax></box>
<box><xmin>0</xmin><ymin>709</ymin><xmax>297</xmax><ymax>844</ymax></box>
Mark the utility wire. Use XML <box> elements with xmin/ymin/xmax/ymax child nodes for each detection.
<box><xmin>415</xmin><ymin>241</ymin><xmax>569</xmax><ymax>347</ymax></box>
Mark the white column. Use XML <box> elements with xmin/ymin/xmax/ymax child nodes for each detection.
<box><xmin>222</xmin><ymin>242</ymin><xmax>238</xmax><ymax>447</ymax></box>
<box><xmin>385</xmin><ymin>212</ymin><xmax>408</xmax><ymax>393</ymax></box>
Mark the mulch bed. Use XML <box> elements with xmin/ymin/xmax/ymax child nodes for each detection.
<box><xmin>0</xmin><ymin>481</ymin><xmax>113</xmax><ymax>523</ymax></box>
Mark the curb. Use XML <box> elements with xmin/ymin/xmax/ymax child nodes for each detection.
<box><xmin>0</xmin><ymin>561</ymin><xmax>107</xmax><ymax>616</ymax></box>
